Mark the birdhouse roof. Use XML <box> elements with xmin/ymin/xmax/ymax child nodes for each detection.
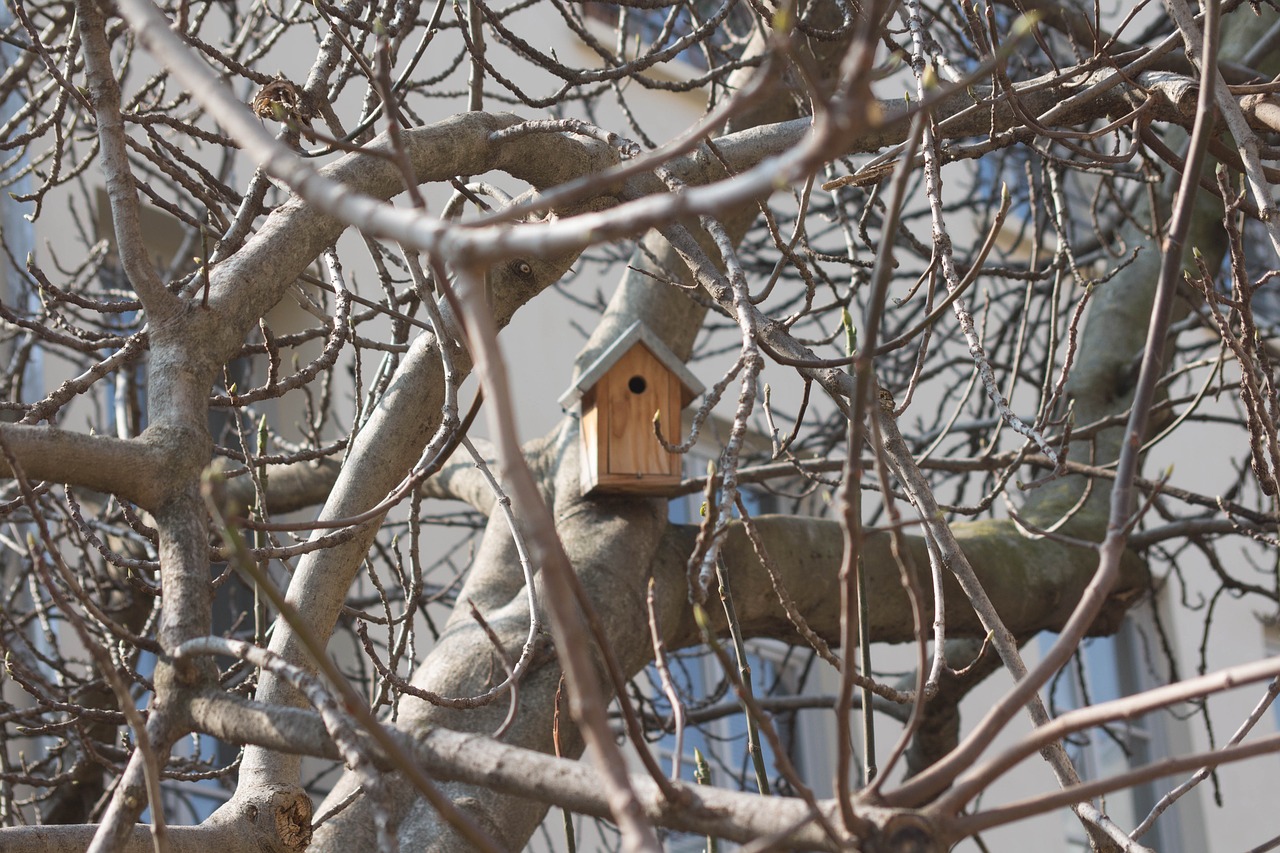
<box><xmin>559</xmin><ymin>320</ymin><xmax>705</xmax><ymax>409</ymax></box>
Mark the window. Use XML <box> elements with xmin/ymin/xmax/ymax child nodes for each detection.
<box><xmin>1265</xmin><ymin>621</ymin><xmax>1280</xmax><ymax>733</ymax></box>
<box><xmin>1231</xmin><ymin>215</ymin><xmax>1280</xmax><ymax>335</ymax></box>
<box><xmin>143</xmin><ymin>735</ymin><xmax>234</xmax><ymax>824</ymax></box>
<box><xmin>636</xmin><ymin>425</ymin><xmax>827</xmax><ymax>849</ymax></box>
<box><xmin>638</xmin><ymin>641</ymin><xmax>812</xmax><ymax>851</ymax></box>
<box><xmin>133</xmin><ymin>652</ymin><xmax>236</xmax><ymax>824</ymax></box>
<box><xmin>581</xmin><ymin>0</ymin><xmax>757</xmax><ymax>72</ymax></box>
<box><xmin>1041</xmin><ymin>606</ymin><xmax>1183</xmax><ymax>852</ymax></box>
<box><xmin>0</xmin><ymin>9</ymin><xmax>39</xmax><ymax>413</ymax></box>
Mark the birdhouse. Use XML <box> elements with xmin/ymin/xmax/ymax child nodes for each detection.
<box><xmin>560</xmin><ymin>321</ymin><xmax>704</xmax><ymax>496</ymax></box>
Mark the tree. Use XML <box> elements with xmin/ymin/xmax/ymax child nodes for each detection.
<box><xmin>2</xmin><ymin>0</ymin><xmax>1280</xmax><ymax>849</ymax></box>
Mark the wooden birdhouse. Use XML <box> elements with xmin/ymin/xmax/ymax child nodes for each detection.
<box><xmin>560</xmin><ymin>321</ymin><xmax>704</xmax><ymax>496</ymax></box>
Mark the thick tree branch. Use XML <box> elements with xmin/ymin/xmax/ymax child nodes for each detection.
<box><xmin>0</xmin><ymin>424</ymin><xmax>167</xmax><ymax>508</ymax></box>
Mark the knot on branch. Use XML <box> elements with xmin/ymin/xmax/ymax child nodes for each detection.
<box><xmin>271</xmin><ymin>789</ymin><xmax>312</xmax><ymax>852</ymax></box>
<box><xmin>225</xmin><ymin>784</ymin><xmax>312</xmax><ymax>853</ymax></box>
<box><xmin>251</xmin><ymin>74</ymin><xmax>316</xmax><ymax>125</ymax></box>
<box><xmin>867</xmin><ymin>813</ymin><xmax>942</xmax><ymax>853</ymax></box>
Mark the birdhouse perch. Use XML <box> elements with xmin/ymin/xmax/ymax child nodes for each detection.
<box><xmin>560</xmin><ymin>321</ymin><xmax>704</xmax><ymax>496</ymax></box>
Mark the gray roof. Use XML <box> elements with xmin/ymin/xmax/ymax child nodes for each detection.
<box><xmin>559</xmin><ymin>320</ymin><xmax>704</xmax><ymax>409</ymax></box>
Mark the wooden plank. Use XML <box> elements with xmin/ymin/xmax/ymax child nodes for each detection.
<box><xmin>604</xmin><ymin>346</ymin><xmax>673</xmax><ymax>476</ymax></box>
<box><xmin>592</xmin><ymin>471</ymin><xmax>681</xmax><ymax>494</ymax></box>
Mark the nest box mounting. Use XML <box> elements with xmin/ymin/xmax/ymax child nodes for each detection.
<box><xmin>560</xmin><ymin>321</ymin><xmax>704</xmax><ymax>496</ymax></box>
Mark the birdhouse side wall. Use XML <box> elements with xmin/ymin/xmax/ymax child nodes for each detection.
<box><xmin>578</xmin><ymin>386</ymin><xmax>600</xmax><ymax>494</ymax></box>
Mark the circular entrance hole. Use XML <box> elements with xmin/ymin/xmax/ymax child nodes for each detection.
<box><xmin>628</xmin><ymin>375</ymin><xmax>647</xmax><ymax>394</ymax></box>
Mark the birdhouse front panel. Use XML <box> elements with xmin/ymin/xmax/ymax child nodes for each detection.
<box><xmin>602</xmin><ymin>344</ymin><xmax>680</xmax><ymax>481</ymax></box>
<box><xmin>563</xmin><ymin>320</ymin><xmax>704</xmax><ymax>496</ymax></box>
